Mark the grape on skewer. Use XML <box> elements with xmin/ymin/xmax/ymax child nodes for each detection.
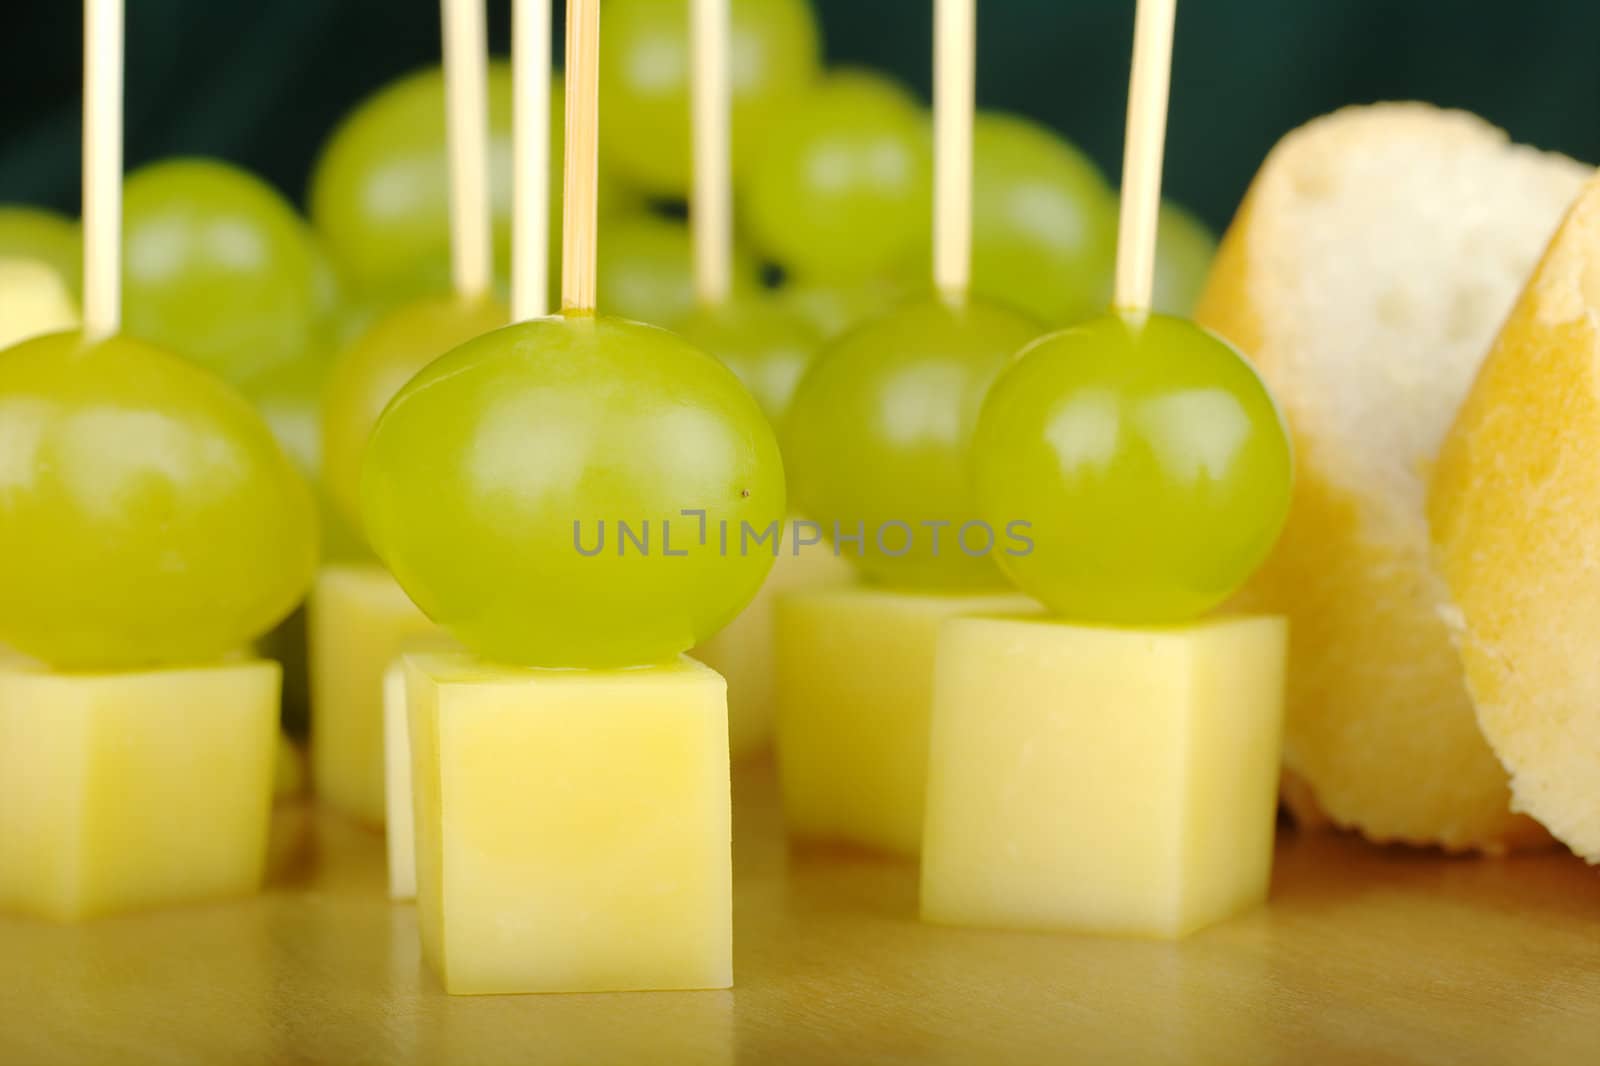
<box><xmin>599</xmin><ymin>0</ymin><xmax>821</xmax><ymax>199</ymax></box>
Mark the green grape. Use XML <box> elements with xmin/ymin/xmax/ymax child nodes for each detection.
<box><xmin>0</xmin><ymin>206</ymin><xmax>81</xmax><ymax>296</ymax></box>
<box><xmin>252</xmin><ymin>356</ymin><xmax>367</xmax><ymax>563</ymax></box>
<box><xmin>122</xmin><ymin>158</ymin><xmax>321</xmax><ymax>392</ymax></box>
<box><xmin>597</xmin><ymin>211</ymin><xmax>759</xmax><ymax>328</ymax></box>
<box><xmin>1152</xmin><ymin>202</ymin><xmax>1219</xmax><ymax>316</ymax></box>
<box><xmin>744</xmin><ymin>70</ymin><xmax>932</xmax><ymax>283</ymax></box>
<box><xmin>782</xmin><ymin>294</ymin><xmax>1042</xmax><ymax>588</ymax></box>
<box><xmin>1098</xmin><ymin>200</ymin><xmax>1223</xmax><ymax>317</ymax></box>
<box><xmin>679</xmin><ymin>293</ymin><xmax>821</xmax><ymax>424</ymax></box>
<box><xmin>966</xmin><ymin>112</ymin><xmax>1116</xmax><ymax>327</ymax></box>
<box><xmin>0</xmin><ymin>331</ymin><xmax>319</xmax><ymax>669</ymax></box>
<box><xmin>780</xmin><ymin>276</ymin><xmax>905</xmax><ymax>341</ymax></box>
<box><xmin>307</xmin><ymin>233</ymin><xmax>348</xmax><ymax>335</ymax></box>
<box><xmin>321</xmin><ymin>295</ymin><xmax>509</xmax><ymax>532</ymax></box>
<box><xmin>599</xmin><ymin>0</ymin><xmax>821</xmax><ymax>198</ymax></box>
<box><xmin>311</xmin><ymin>64</ymin><xmax>634</xmax><ymax>302</ymax></box>
<box><xmin>972</xmin><ymin>311</ymin><xmax>1292</xmax><ymax>623</ymax></box>
<box><xmin>362</xmin><ymin>314</ymin><xmax>785</xmax><ymax>668</ymax></box>
<box><xmin>328</xmin><ymin>293</ymin><xmax>401</xmax><ymax>354</ymax></box>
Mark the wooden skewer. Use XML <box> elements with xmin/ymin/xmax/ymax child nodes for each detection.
<box><xmin>1111</xmin><ymin>0</ymin><xmax>1176</xmax><ymax>312</ymax></box>
<box><xmin>560</xmin><ymin>0</ymin><xmax>601</xmax><ymax>314</ymax></box>
<box><xmin>441</xmin><ymin>0</ymin><xmax>493</xmax><ymax>301</ymax></box>
<box><xmin>933</xmin><ymin>0</ymin><xmax>975</xmax><ymax>304</ymax></box>
<box><xmin>82</xmin><ymin>0</ymin><xmax>123</xmax><ymax>342</ymax></box>
<box><xmin>512</xmin><ymin>0</ymin><xmax>552</xmax><ymax>320</ymax></box>
<box><xmin>691</xmin><ymin>0</ymin><xmax>732</xmax><ymax>309</ymax></box>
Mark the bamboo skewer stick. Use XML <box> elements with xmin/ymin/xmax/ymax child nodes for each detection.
<box><xmin>1112</xmin><ymin>0</ymin><xmax>1177</xmax><ymax>312</ymax></box>
<box><xmin>933</xmin><ymin>0</ymin><xmax>975</xmax><ymax>303</ymax></box>
<box><xmin>441</xmin><ymin>0</ymin><xmax>493</xmax><ymax>300</ymax></box>
<box><xmin>691</xmin><ymin>0</ymin><xmax>732</xmax><ymax>309</ymax></box>
<box><xmin>81</xmin><ymin>0</ymin><xmax>124</xmax><ymax>341</ymax></box>
<box><xmin>512</xmin><ymin>0</ymin><xmax>553</xmax><ymax>320</ymax></box>
<box><xmin>560</xmin><ymin>0</ymin><xmax>601</xmax><ymax>314</ymax></box>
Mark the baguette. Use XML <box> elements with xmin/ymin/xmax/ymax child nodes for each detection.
<box><xmin>1195</xmin><ymin>103</ymin><xmax>1590</xmax><ymax>851</ymax></box>
<box><xmin>1429</xmin><ymin>175</ymin><xmax>1600</xmax><ymax>862</ymax></box>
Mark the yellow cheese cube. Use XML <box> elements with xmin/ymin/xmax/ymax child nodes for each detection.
<box><xmin>692</xmin><ymin>539</ymin><xmax>854</xmax><ymax>760</ymax></box>
<box><xmin>775</xmin><ymin>586</ymin><xmax>1034</xmax><ymax>856</ymax></box>
<box><xmin>309</xmin><ymin>563</ymin><xmax>437</xmax><ymax>824</ymax></box>
<box><xmin>406</xmin><ymin>650</ymin><xmax>732</xmax><ymax>994</ymax></box>
<box><xmin>0</xmin><ymin>658</ymin><xmax>279</xmax><ymax>922</ymax></box>
<box><xmin>384</xmin><ymin>633</ymin><xmax>457</xmax><ymax>900</ymax></box>
<box><xmin>921</xmin><ymin>614</ymin><xmax>1288</xmax><ymax>938</ymax></box>
<box><xmin>384</xmin><ymin>660</ymin><xmax>416</xmax><ymax>900</ymax></box>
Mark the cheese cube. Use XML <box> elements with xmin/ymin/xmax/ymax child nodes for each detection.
<box><xmin>384</xmin><ymin>633</ymin><xmax>458</xmax><ymax>900</ymax></box>
<box><xmin>309</xmin><ymin>563</ymin><xmax>437</xmax><ymax>824</ymax></box>
<box><xmin>0</xmin><ymin>658</ymin><xmax>279</xmax><ymax>921</ymax></box>
<box><xmin>775</xmin><ymin>586</ymin><xmax>1034</xmax><ymax>856</ymax></box>
<box><xmin>406</xmin><ymin>650</ymin><xmax>732</xmax><ymax>995</ymax></box>
<box><xmin>692</xmin><ymin>539</ymin><xmax>854</xmax><ymax>760</ymax></box>
<box><xmin>384</xmin><ymin>661</ymin><xmax>416</xmax><ymax>900</ymax></box>
<box><xmin>921</xmin><ymin>614</ymin><xmax>1288</xmax><ymax>938</ymax></box>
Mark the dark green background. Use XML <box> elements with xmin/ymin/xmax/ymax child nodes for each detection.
<box><xmin>2</xmin><ymin>0</ymin><xmax>1597</xmax><ymax>229</ymax></box>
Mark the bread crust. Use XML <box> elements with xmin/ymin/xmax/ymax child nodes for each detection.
<box><xmin>1429</xmin><ymin>177</ymin><xmax>1600</xmax><ymax>862</ymax></box>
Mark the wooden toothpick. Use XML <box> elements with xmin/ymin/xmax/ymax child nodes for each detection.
<box><xmin>82</xmin><ymin>0</ymin><xmax>123</xmax><ymax>341</ymax></box>
<box><xmin>1112</xmin><ymin>0</ymin><xmax>1176</xmax><ymax>312</ymax></box>
<box><xmin>560</xmin><ymin>0</ymin><xmax>600</xmax><ymax>314</ymax></box>
<box><xmin>691</xmin><ymin>0</ymin><xmax>732</xmax><ymax>309</ymax></box>
<box><xmin>933</xmin><ymin>0</ymin><xmax>975</xmax><ymax>304</ymax></box>
<box><xmin>441</xmin><ymin>0</ymin><xmax>493</xmax><ymax>301</ymax></box>
<box><xmin>512</xmin><ymin>0</ymin><xmax>552</xmax><ymax>320</ymax></box>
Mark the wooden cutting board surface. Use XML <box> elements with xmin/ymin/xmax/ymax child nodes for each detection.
<box><xmin>2</xmin><ymin>762</ymin><xmax>1597</xmax><ymax>1066</ymax></box>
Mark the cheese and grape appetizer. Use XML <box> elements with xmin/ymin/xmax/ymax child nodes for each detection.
<box><xmin>0</xmin><ymin>0</ymin><xmax>320</xmax><ymax>924</ymax></box>
<box><xmin>770</xmin><ymin>14</ymin><xmax>1049</xmax><ymax>854</ymax></box>
<box><xmin>920</xmin><ymin>310</ymin><xmax>1293</xmax><ymax>937</ymax></box>
<box><xmin>0</xmin><ymin>331</ymin><xmax>317</xmax><ymax>920</ymax></box>
<box><xmin>918</xmin><ymin>0</ymin><xmax>1292</xmax><ymax>938</ymax></box>
<box><xmin>775</xmin><ymin>298</ymin><xmax>1042</xmax><ymax>855</ymax></box>
<box><xmin>310</xmin><ymin>295</ymin><xmax>507</xmax><ymax>824</ymax></box>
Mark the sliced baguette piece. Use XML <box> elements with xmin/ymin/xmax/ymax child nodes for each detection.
<box><xmin>1195</xmin><ymin>103</ymin><xmax>1590</xmax><ymax>852</ymax></box>
<box><xmin>1428</xmin><ymin>175</ymin><xmax>1600</xmax><ymax>862</ymax></box>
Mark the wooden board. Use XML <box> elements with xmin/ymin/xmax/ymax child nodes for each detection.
<box><xmin>2</xmin><ymin>761</ymin><xmax>1598</xmax><ymax>1066</ymax></box>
